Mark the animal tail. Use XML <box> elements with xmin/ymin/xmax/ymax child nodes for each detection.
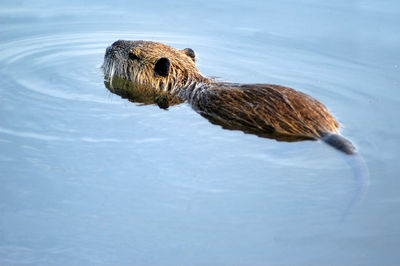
<box><xmin>321</xmin><ymin>133</ymin><xmax>356</xmax><ymax>155</ymax></box>
<box><xmin>340</xmin><ymin>153</ymin><xmax>370</xmax><ymax>223</ymax></box>
<box><xmin>321</xmin><ymin>133</ymin><xmax>370</xmax><ymax>222</ymax></box>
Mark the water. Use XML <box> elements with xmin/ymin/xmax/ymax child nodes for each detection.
<box><xmin>1</xmin><ymin>0</ymin><xmax>400</xmax><ymax>264</ymax></box>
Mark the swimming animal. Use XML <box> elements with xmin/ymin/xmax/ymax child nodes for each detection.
<box><xmin>103</xmin><ymin>40</ymin><xmax>356</xmax><ymax>154</ymax></box>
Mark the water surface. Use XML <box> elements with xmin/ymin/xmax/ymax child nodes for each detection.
<box><xmin>1</xmin><ymin>0</ymin><xmax>400</xmax><ymax>265</ymax></box>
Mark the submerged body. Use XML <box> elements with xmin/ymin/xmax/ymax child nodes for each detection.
<box><xmin>103</xmin><ymin>40</ymin><xmax>355</xmax><ymax>154</ymax></box>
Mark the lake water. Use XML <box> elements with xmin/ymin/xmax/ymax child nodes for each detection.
<box><xmin>1</xmin><ymin>0</ymin><xmax>400</xmax><ymax>265</ymax></box>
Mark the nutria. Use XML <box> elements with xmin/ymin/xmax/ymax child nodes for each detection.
<box><xmin>103</xmin><ymin>40</ymin><xmax>357</xmax><ymax>154</ymax></box>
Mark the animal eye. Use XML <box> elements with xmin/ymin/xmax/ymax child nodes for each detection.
<box><xmin>129</xmin><ymin>52</ymin><xmax>140</xmax><ymax>60</ymax></box>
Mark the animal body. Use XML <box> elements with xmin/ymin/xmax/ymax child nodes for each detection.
<box><xmin>103</xmin><ymin>40</ymin><xmax>356</xmax><ymax>154</ymax></box>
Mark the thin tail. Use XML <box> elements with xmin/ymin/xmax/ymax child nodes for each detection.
<box><xmin>321</xmin><ymin>133</ymin><xmax>370</xmax><ymax>223</ymax></box>
<box><xmin>340</xmin><ymin>153</ymin><xmax>370</xmax><ymax>223</ymax></box>
<box><xmin>321</xmin><ymin>133</ymin><xmax>356</xmax><ymax>155</ymax></box>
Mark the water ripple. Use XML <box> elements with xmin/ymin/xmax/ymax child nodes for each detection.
<box><xmin>0</xmin><ymin>33</ymin><xmax>111</xmax><ymax>103</ymax></box>
<box><xmin>0</xmin><ymin>126</ymin><xmax>121</xmax><ymax>143</ymax></box>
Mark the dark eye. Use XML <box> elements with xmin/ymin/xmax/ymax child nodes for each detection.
<box><xmin>129</xmin><ymin>52</ymin><xmax>139</xmax><ymax>60</ymax></box>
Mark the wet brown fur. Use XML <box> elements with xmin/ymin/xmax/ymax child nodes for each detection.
<box><xmin>191</xmin><ymin>83</ymin><xmax>340</xmax><ymax>139</ymax></box>
<box><xmin>104</xmin><ymin>40</ymin><xmax>207</xmax><ymax>94</ymax></box>
<box><xmin>103</xmin><ymin>40</ymin><xmax>348</xmax><ymax>148</ymax></box>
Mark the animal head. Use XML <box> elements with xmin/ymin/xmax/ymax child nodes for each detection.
<box><xmin>103</xmin><ymin>40</ymin><xmax>204</xmax><ymax>93</ymax></box>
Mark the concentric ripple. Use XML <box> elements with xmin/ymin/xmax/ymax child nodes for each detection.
<box><xmin>0</xmin><ymin>33</ymin><xmax>114</xmax><ymax>103</ymax></box>
<box><xmin>0</xmin><ymin>31</ymin><xmax>201</xmax><ymax>143</ymax></box>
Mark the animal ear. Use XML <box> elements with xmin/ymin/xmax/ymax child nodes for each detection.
<box><xmin>154</xmin><ymin>57</ymin><xmax>170</xmax><ymax>77</ymax></box>
<box><xmin>182</xmin><ymin>48</ymin><xmax>196</xmax><ymax>62</ymax></box>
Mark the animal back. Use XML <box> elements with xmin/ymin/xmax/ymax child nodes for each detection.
<box><xmin>191</xmin><ymin>83</ymin><xmax>340</xmax><ymax>138</ymax></box>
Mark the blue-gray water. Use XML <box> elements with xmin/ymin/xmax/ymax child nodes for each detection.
<box><xmin>1</xmin><ymin>0</ymin><xmax>400</xmax><ymax>265</ymax></box>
